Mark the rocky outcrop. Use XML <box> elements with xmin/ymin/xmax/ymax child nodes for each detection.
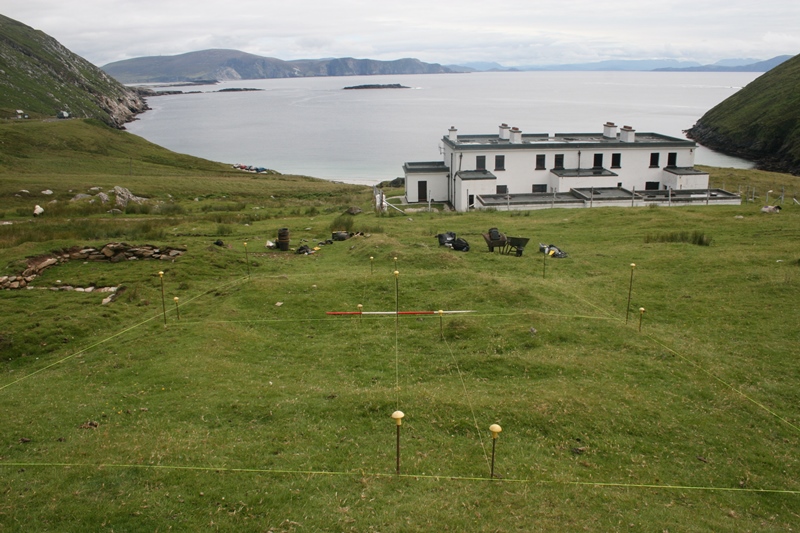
<box><xmin>1</xmin><ymin>243</ymin><xmax>186</xmax><ymax>292</ymax></box>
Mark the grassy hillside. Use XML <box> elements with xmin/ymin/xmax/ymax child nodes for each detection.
<box><xmin>0</xmin><ymin>14</ymin><xmax>146</xmax><ymax>126</ymax></box>
<box><xmin>1</xmin><ymin>122</ymin><xmax>799</xmax><ymax>531</ymax></box>
<box><xmin>687</xmin><ymin>54</ymin><xmax>800</xmax><ymax>174</ymax></box>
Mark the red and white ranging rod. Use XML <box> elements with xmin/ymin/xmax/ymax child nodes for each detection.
<box><xmin>326</xmin><ymin>310</ymin><xmax>475</xmax><ymax>316</ymax></box>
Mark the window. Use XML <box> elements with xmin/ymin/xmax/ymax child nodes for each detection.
<box><xmin>650</xmin><ymin>153</ymin><xmax>660</xmax><ymax>167</ymax></box>
<box><xmin>496</xmin><ymin>185</ymin><xmax>508</xmax><ymax>194</ymax></box>
<box><xmin>554</xmin><ymin>154</ymin><xmax>564</xmax><ymax>169</ymax></box>
<box><xmin>667</xmin><ymin>152</ymin><xmax>677</xmax><ymax>167</ymax></box>
<box><xmin>495</xmin><ymin>155</ymin><xmax>505</xmax><ymax>171</ymax></box>
<box><xmin>532</xmin><ymin>184</ymin><xmax>547</xmax><ymax>193</ymax></box>
<box><xmin>645</xmin><ymin>181</ymin><xmax>660</xmax><ymax>190</ymax></box>
<box><xmin>611</xmin><ymin>153</ymin><xmax>621</xmax><ymax>168</ymax></box>
<box><xmin>593</xmin><ymin>153</ymin><xmax>603</xmax><ymax>168</ymax></box>
<box><xmin>535</xmin><ymin>154</ymin><xmax>546</xmax><ymax>170</ymax></box>
<box><xmin>476</xmin><ymin>155</ymin><xmax>486</xmax><ymax>170</ymax></box>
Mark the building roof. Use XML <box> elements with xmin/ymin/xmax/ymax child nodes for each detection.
<box><xmin>663</xmin><ymin>166</ymin><xmax>709</xmax><ymax>176</ymax></box>
<box><xmin>551</xmin><ymin>168</ymin><xmax>619</xmax><ymax>178</ymax></box>
<box><xmin>456</xmin><ymin>170</ymin><xmax>497</xmax><ymax>181</ymax></box>
<box><xmin>444</xmin><ymin>131</ymin><xmax>695</xmax><ymax>150</ymax></box>
<box><xmin>402</xmin><ymin>161</ymin><xmax>449</xmax><ymax>173</ymax></box>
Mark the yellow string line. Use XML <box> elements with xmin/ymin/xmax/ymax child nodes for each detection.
<box><xmin>0</xmin><ymin>275</ymin><xmax>248</xmax><ymax>393</ymax></box>
<box><xmin>644</xmin><ymin>334</ymin><xmax>800</xmax><ymax>434</ymax></box>
<box><xmin>442</xmin><ymin>333</ymin><xmax>491</xmax><ymax>473</ymax></box>
<box><xmin>1</xmin><ymin>462</ymin><xmax>797</xmax><ymax>494</ymax></box>
<box><xmin>570</xmin><ymin>289</ymin><xmax>800</xmax><ymax>434</ymax></box>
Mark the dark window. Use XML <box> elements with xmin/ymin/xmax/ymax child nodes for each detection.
<box><xmin>593</xmin><ymin>153</ymin><xmax>603</xmax><ymax>168</ymax></box>
<box><xmin>667</xmin><ymin>152</ymin><xmax>677</xmax><ymax>167</ymax></box>
<box><xmin>468</xmin><ymin>194</ymin><xmax>474</xmax><ymax>207</ymax></box>
<box><xmin>496</xmin><ymin>185</ymin><xmax>508</xmax><ymax>194</ymax></box>
<box><xmin>554</xmin><ymin>154</ymin><xmax>564</xmax><ymax>169</ymax></box>
<box><xmin>650</xmin><ymin>153</ymin><xmax>660</xmax><ymax>167</ymax></box>
<box><xmin>495</xmin><ymin>155</ymin><xmax>505</xmax><ymax>170</ymax></box>
<box><xmin>611</xmin><ymin>153</ymin><xmax>621</xmax><ymax>168</ymax></box>
<box><xmin>476</xmin><ymin>155</ymin><xmax>486</xmax><ymax>170</ymax></box>
<box><xmin>645</xmin><ymin>181</ymin><xmax>660</xmax><ymax>190</ymax></box>
<box><xmin>535</xmin><ymin>154</ymin><xmax>546</xmax><ymax>170</ymax></box>
<box><xmin>532</xmin><ymin>184</ymin><xmax>547</xmax><ymax>193</ymax></box>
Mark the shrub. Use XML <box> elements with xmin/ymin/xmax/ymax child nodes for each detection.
<box><xmin>155</xmin><ymin>203</ymin><xmax>185</xmax><ymax>216</ymax></box>
<box><xmin>644</xmin><ymin>230</ymin><xmax>712</xmax><ymax>246</ymax></box>
<box><xmin>329</xmin><ymin>214</ymin><xmax>354</xmax><ymax>232</ymax></box>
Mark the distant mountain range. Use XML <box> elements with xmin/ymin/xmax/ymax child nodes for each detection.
<box><xmin>102</xmin><ymin>49</ymin><xmax>795</xmax><ymax>84</ymax></box>
<box><xmin>453</xmin><ymin>56</ymin><xmax>794</xmax><ymax>72</ymax></box>
<box><xmin>653</xmin><ymin>55</ymin><xmax>793</xmax><ymax>72</ymax></box>
<box><xmin>102</xmin><ymin>50</ymin><xmax>454</xmax><ymax>83</ymax></box>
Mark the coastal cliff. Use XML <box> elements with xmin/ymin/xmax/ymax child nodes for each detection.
<box><xmin>686</xmin><ymin>53</ymin><xmax>800</xmax><ymax>174</ymax></box>
<box><xmin>0</xmin><ymin>14</ymin><xmax>147</xmax><ymax>127</ymax></box>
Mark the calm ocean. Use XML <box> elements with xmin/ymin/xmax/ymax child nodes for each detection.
<box><xmin>126</xmin><ymin>71</ymin><xmax>760</xmax><ymax>185</ymax></box>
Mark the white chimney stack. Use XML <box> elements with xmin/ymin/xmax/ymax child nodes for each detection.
<box><xmin>448</xmin><ymin>126</ymin><xmax>458</xmax><ymax>142</ymax></box>
<box><xmin>620</xmin><ymin>125</ymin><xmax>636</xmax><ymax>143</ymax></box>
<box><xmin>510</xmin><ymin>126</ymin><xmax>522</xmax><ymax>144</ymax></box>
<box><xmin>603</xmin><ymin>122</ymin><xmax>618</xmax><ymax>139</ymax></box>
<box><xmin>499</xmin><ymin>123</ymin><xmax>511</xmax><ymax>140</ymax></box>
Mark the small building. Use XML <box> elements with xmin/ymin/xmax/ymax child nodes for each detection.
<box><xmin>403</xmin><ymin>123</ymin><xmax>738</xmax><ymax>211</ymax></box>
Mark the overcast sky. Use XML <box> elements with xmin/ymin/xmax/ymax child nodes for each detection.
<box><xmin>4</xmin><ymin>1</ymin><xmax>799</xmax><ymax>67</ymax></box>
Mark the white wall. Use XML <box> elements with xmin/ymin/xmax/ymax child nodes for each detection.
<box><xmin>405</xmin><ymin>172</ymin><xmax>449</xmax><ymax>203</ymax></box>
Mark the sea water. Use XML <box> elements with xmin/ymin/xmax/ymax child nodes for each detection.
<box><xmin>126</xmin><ymin>71</ymin><xmax>760</xmax><ymax>185</ymax></box>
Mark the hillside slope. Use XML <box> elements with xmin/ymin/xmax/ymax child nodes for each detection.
<box><xmin>0</xmin><ymin>14</ymin><xmax>147</xmax><ymax>127</ymax></box>
<box><xmin>101</xmin><ymin>49</ymin><xmax>454</xmax><ymax>83</ymax></box>
<box><xmin>686</xmin><ymin>53</ymin><xmax>800</xmax><ymax>174</ymax></box>
<box><xmin>0</xmin><ymin>118</ymin><xmax>233</xmax><ymax>178</ymax></box>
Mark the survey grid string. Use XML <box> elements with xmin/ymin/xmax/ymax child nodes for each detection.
<box><xmin>1</xmin><ymin>462</ymin><xmax>798</xmax><ymax>495</ymax></box>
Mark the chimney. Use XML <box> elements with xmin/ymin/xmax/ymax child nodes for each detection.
<box><xmin>603</xmin><ymin>122</ymin><xmax>617</xmax><ymax>139</ymax></box>
<box><xmin>448</xmin><ymin>126</ymin><xmax>458</xmax><ymax>142</ymax></box>
<box><xmin>620</xmin><ymin>125</ymin><xmax>636</xmax><ymax>143</ymax></box>
<box><xmin>499</xmin><ymin>123</ymin><xmax>511</xmax><ymax>140</ymax></box>
<box><xmin>510</xmin><ymin>126</ymin><xmax>522</xmax><ymax>144</ymax></box>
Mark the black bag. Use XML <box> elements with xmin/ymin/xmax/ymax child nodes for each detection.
<box><xmin>452</xmin><ymin>237</ymin><xmax>470</xmax><ymax>252</ymax></box>
<box><xmin>436</xmin><ymin>231</ymin><xmax>456</xmax><ymax>246</ymax></box>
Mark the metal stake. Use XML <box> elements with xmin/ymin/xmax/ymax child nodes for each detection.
<box><xmin>638</xmin><ymin>307</ymin><xmax>645</xmax><ymax>332</ymax></box>
<box><xmin>244</xmin><ymin>242</ymin><xmax>251</xmax><ymax>279</ymax></box>
<box><xmin>625</xmin><ymin>263</ymin><xmax>636</xmax><ymax>324</ymax></box>
<box><xmin>158</xmin><ymin>271</ymin><xmax>166</xmax><ymax>326</ymax></box>
<box><xmin>392</xmin><ymin>411</ymin><xmax>405</xmax><ymax>475</ymax></box>
<box><xmin>490</xmin><ymin>424</ymin><xmax>502</xmax><ymax>479</ymax></box>
<box><xmin>174</xmin><ymin>297</ymin><xmax>180</xmax><ymax>321</ymax></box>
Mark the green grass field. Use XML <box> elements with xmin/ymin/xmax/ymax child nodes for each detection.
<box><xmin>1</xmin><ymin>120</ymin><xmax>799</xmax><ymax>531</ymax></box>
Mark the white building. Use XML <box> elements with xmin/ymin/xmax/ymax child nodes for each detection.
<box><xmin>403</xmin><ymin>123</ymin><xmax>738</xmax><ymax>211</ymax></box>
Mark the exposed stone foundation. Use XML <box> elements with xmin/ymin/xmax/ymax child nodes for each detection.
<box><xmin>1</xmin><ymin>243</ymin><xmax>186</xmax><ymax>294</ymax></box>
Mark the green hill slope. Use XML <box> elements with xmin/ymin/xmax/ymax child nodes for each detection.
<box><xmin>101</xmin><ymin>48</ymin><xmax>454</xmax><ymax>83</ymax></box>
<box><xmin>0</xmin><ymin>118</ymin><xmax>232</xmax><ymax>177</ymax></box>
<box><xmin>0</xmin><ymin>14</ymin><xmax>146</xmax><ymax>126</ymax></box>
<box><xmin>686</xmin><ymin>53</ymin><xmax>800</xmax><ymax>174</ymax></box>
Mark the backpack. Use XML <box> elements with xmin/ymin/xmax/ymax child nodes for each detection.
<box><xmin>452</xmin><ymin>237</ymin><xmax>470</xmax><ymax>252</ymax></box>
